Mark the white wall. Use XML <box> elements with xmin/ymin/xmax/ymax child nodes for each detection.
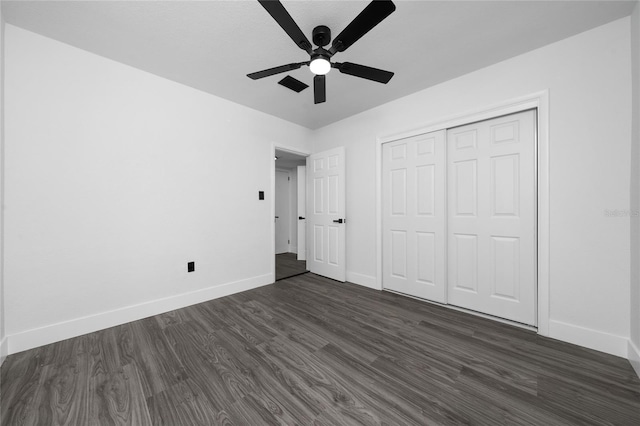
<box><xmin>629</xmin><ymin>1</ymin><xmax>640</xmax><ymax>376</ymax></box>
<box><xmin>312</xmin><ymin>18</ymin><xmax>632</xmax><ymax>357</ymax></box>
<box><xmin>3</xmin><ymin>25</ymin><xmax>311</xmax><ymax>354</ymax></box>
<box><xmin>0</xmin><ymin>2</ymin><xmax>7</xmax><ymax>366</ymax></box>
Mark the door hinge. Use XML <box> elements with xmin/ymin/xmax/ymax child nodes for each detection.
<box><xmin>288</xmin><ymin>239</ymin><xmax>290</xmax><ymax>244</ymax></box>
<box><xmin>288</xmin><ymin>176</ymin><xmax>290</xmax><ymax>181</ymax></box>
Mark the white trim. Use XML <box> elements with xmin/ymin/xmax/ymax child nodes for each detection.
<box><xmin>271</xmin><ymin>144</ymin><xmax>310</xmax><ymax>283</ymax></box>
<box><xmin>548</xmin><ymin>319</ymin><xmax>629</xmax><ymax>358</ymax></box>
<box><xmin>629</xmin><ymin>339</ymin><xmax>640</xmax><ymax>379</ymax></box>
<box><xmin>375</xmin><ymin>133</ymin><xmax>384</xmax><ymax>290</ymax></box>
<box><xmin>7</xmin><ymin>273</ymin><xmax>272</xmax><ymax>355</ymax></box>
<box><xmin>375</xmin><ymin>90</ymin><xmax>550</xmax><ymax>335</ymax></box>
<box><xmin>289</xmin><ymin>168</ymin><xmax>297</xmax><ymax>254</ymax></box>
<box><xmin>0</xmin><ymin>336</ymin><xmax>7</xmax><ymax>366</ymax></box>
<box><xmin>346</xmin><ymin>271</ymin><xmax>378</xmax><ymax>290</ymax></box>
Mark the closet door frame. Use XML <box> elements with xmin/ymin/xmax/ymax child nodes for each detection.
<box><xmin>375</xmin><ymin>90</ymin><xmax>550</xmax><ymax>336</ymax></box>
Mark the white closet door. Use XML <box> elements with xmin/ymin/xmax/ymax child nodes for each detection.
<box><xmin>382</xmin><ymin>131</ymin><xmax>446</xmax><ymax>303</ymax></box>
<box><xmin>447</xmin><ymin>110</ymin><xmax>536</xmax><ymax>325</ymax></box>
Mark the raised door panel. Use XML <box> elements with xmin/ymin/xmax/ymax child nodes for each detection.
<box><xmin>451</xmin><ymin>233</ymin><xmax>478</xmax><ymax>293</ymax></box>
<box><xmin>328</xmin><ymin>225</ymin><xmax>340</xmax><ymax>266</ymax></box>
<box><xmin>416</xmin><ymin>165</ymin><xmax>435</xmax><ymax>216</ymax></box>
<box><xmin>490</xmin><ymin>236</ymin><xmax>520</xmax><ymax>301</ymax></box>
<box><xmin>391</xmin><ymin>230</ymin><xmax>407</xmax><ymax>279</ymax></box>
<box><xmin>453</xmin><ymin>160</ymin><xmax>477</xmax><ymax>217</ymax></box>
<box><xmin>491</xmin><ymin>154</ymin><xmax>520</xmax><ymax>217</ymax></box>
<box><xmin>313</xmin><ymin>225</ymin><xmax>324</xmax><ymax>262</ymax></box>
<box><xmin>416</xmin><ymin>232</ymin><xmax>436</xmax><ymax>286</ymax></box>
<box><xmin>391</xmin><ymin>168</ymin><xmax>407</xmax><ymax>216</ymax></box>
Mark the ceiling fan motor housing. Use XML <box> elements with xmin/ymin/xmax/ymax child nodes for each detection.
<box><xmin>312</xmin><ymin>25</ymin><xmax>331</xmax><ymax>47</ymax></box>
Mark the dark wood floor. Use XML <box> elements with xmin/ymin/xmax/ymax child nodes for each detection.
<box><xmin>275</xmin><ymin>252</ymin><xmax>307</xmax><ymax>281</ymax></box>
<box><xmin>2</xmin><ymin>274</ymin><xmax>639</xmax><ymax>425</ymax></box>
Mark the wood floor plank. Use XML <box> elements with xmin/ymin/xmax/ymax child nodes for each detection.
<box><xmin>453</xmin><ymin>365</ymin><xmax>568</xmax><ymax>426</ymax></box>
<box><xmin>128</xmin><ymin>317</ymin><xmax>185</xmax><ymax>399</ymax></box>
<box><xmin>239</xmin><ymin>300</ymin><xmax>331</xmax><ymax>352</ymax></box>
<box><xmin>88</xmin><ymin>364</ymin><xmax>152</xmax><ymax>425</ymax></box>
<box><xmin>146</xmin><ymin>377</ymin><xmax>220</xmax><ymax>426</ymax></box>
<box><xmin>272</xmin><ymin>302</ymin><xmax>380</xmax><ymax>363</ymax></box>
<box><xmin>256</xmin><ymin>337</ymin><xmax>384</xmax><ymax>425</ymax></box>
<box><xmin>314</xmin><ymin>343</ymin><xmax>435</xmax><ymax>425</ymax></box>
<box><xmin>2</xmin><ymin>273</ymin><xmax>639</xmax><ymax>425</ymax></box>
<box><xmin>161</xmin><ymin>322</ymin><xmax>248</xmax><ymax>411</ymax></box>
<box><xmin>537</xmin><ymin>373</ymin><xmax>640</xmax><ymax>425</ymax></box>
<box><xmin>34</xmin><ymin>355</ymin><xmax>90</xmax><ymax>425</ymax></box>
<box><xmin>0</xmin><ymin>349</ymin><xmax>48</xmax><ymax>426</ymax></box>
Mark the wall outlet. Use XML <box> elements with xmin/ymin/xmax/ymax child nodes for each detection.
<box><xmin>188</xmin><ymin>261</ymin><xmax>195</xmax><ymax>272</ymax></box>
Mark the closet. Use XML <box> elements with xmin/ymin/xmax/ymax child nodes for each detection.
<box><xmin>382</xmin><ymin>109</ymin><xmax>537</xmax><ymax>325</ymax></box>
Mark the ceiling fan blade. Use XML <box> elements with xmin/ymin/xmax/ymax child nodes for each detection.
<box><xmin>247</xmin><ymin>62</ymin><xmax>306</xmax><ymax>80</ymax></box>
<box><xmin>329</xmin><ymin>0</ymin><xmax>396</xmax><ymax>54</ymax></box>
<box><xmin>314</xmin><ymin>75</ymin><xmax>326</xmax><ymax>104</ymax></box>
<box><xmin>258</xmin><ymin>0</ymin><xmax>313</xmax><ymax>54</ymax></box>
<box><xmin>334</xmin><ymin>62</ymin><xmax>394</xmax><ymax>84</ymax></box>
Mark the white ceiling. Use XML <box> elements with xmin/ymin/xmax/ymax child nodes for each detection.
<box><xmin>3</xmin><ymin>0</ymin><xmax>636</xmax><ymax>129</ymax></box>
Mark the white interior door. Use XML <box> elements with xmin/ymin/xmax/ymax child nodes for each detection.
<box><xmin>307</xmin><ymin>147</ymin><xmax>346</xmax><ymax>282</ymax></box>
<box><xmin>297</xmin><ymin>165</ymin><xmax>307</xmax><ymax>261</ymax></box>
<box><xmin>275</xmin><ymin>170</ymin><xmax>290</xmax><ymax>254</ymax></box>
<box><xmin>447</xmin><ymin>109</ymin><xmax>536</xmax><ymax>325</ymax></box>
<box><xmin>382</xmin><ymin>131</ymin><xmax>447</xmax><ymax>302</ymax></box>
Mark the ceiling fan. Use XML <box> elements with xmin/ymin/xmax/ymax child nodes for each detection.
<box><xmin>247</xmin><ymin>0</ymin><xmax>396</xmax><ymax>104</ymax></box>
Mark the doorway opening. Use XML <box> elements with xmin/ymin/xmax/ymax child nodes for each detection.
<box><xmin>275</xmin><ymin>149</ymin><xmax>309</xmax><ymax>281</ymax></box>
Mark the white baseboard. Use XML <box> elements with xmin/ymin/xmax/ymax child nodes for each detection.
<box><xmin>548</xmin><ymin>319</ymin><xmax>628</xmax><ymax>358</ymax></box>
<box><xmin>7</xmin><ymin>273</ymin><xmax>273</xmax><ymax>355</ymax></box>
<box><xmin>346</xmin><ymin>271</ymin><xmax>380</xmax><ymax>290</ymax></box>
<box><xmin>629</xmin><ymin>339</ymin><xmax>640</xmax><ymax>379</ymax></box>
<box><xmin>0</xmin><ymin>336</ymin><xmax>7</xmax><ymax>366</ymax></box>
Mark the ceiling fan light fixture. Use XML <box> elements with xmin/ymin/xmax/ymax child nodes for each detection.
<box><xmin>252</xmin><ymin>0</ymin><xmax>397</xmax><ymax>103</ymax></box>
<box><xmin>309</xmin><ymin>57</ymin><xmax>331</xmax><ymax>75</ymax></box>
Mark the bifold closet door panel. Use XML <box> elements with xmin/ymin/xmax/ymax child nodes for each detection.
<box><xmin>447</xmin><ymin>110</ymin><xmax>537</xmax><ymax>326</ymax></box>
<box><xmin>382</xmin><ymin>131</ymin><xmax>446</xmax><ymax>303</ymax></box>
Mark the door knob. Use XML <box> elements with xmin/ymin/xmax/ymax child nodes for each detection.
<box><xmin>332</xmin><ymin>218</ymin><xmax>344</xmax><ymax>224</ymax></box>
<box><xmin>299</xmin><ymin>216</ymin><xmax>305</xmax><ymax>220</ymax></box>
